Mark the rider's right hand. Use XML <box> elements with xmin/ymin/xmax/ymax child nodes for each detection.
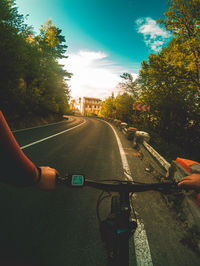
<box><xmin>178</xmin><ymin>173</ymin><xmax>200</xmax><ymax>190</ymax></box>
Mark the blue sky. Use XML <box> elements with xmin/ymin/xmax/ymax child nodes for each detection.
<box><xmin>15</xmin><ymin>0</ymin><xmax>172</xmax><ymax>99</ymax></box>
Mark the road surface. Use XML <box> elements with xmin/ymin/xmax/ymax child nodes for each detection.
<box><xmin>0</xmin><ymin>116</ymin><xmax>199</xmax><ymax>266</ymax></box>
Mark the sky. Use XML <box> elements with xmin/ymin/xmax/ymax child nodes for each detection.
<box><xmin>15</xmin><ymin>0</ymin><xmax>172</xmax><ymax>100</ymax></box>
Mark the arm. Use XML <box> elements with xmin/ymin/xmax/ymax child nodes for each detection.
<box><xmin>0</xmin><ymin>111</ymin><xmax>57</xmax><ymax>189</ymax></box>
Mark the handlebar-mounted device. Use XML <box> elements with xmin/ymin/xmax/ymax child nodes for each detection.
<box><xmin>56</xmin><ymin>174</ymin><xmax>85</xmax><ymax>187</ymax></box>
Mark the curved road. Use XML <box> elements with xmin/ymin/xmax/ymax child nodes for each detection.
<box><xmin>0</xmin><ymin>117</ymin><xmax>199</xmax><ymax>266</ymax></box>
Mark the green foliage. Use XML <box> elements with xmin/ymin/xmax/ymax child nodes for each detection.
<box><xmin>157</xmin><ymin>0</ymin><xmax>200</xmax><ymax>92</ymax></box>
<box><xmin>136</xmin><ymin>41</ymin><xmax>200</xmax><ymax>157</ymax></box>
<box><xmin>115</xmin><ymin>93</ymin><xmax>134</xmax><ymax>123</ymax></box>
<box><xmin>101</xmin><ymin>93</ymin><xmax>134</xmax><ymax>123</ymax></box>
<box><xmin>0</xmin><ymin>0</ymin><xmax>71</xmax><ymax>119</ymax></box>
<box><xmin>35</xmin><ymin>19</ymin><xmax>68</xmax><ymax>59</ymax></box>
<box><xmin>100</xmin><ymin>96</ymin><xmax>116</xmax><ymax>118</ymax></box>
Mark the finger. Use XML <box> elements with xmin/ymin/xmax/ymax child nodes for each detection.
<box><xmin>180</xmin><ymin>176</ymin><xmax>192</xmax><ymax>181</ymax></box>
<box><xmin>178</xmin><ymin>180</ymin><xmax>194</xmax><ymax>188</ymax></box>
<box><xmin>51</xmin><ymin>168</ymin><xmax>59</xmax><ymax>176</ymax></box>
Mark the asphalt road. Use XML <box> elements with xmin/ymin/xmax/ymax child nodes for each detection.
<box><xmin>0</xmin><ymin>116</ymin><xmax>199</xmax><ymax>266</ymax></box>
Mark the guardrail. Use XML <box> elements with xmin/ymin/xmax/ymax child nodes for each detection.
<box><xmin>102</xmin><ymin>116</ymin><xmax>200</xmax><ymax>241</ymax></box>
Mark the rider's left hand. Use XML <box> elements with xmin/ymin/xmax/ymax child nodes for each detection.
<box><xmin>35</xmin><ymin>166</ymin><xmax>58</xmax><ymax>190</ymax></box>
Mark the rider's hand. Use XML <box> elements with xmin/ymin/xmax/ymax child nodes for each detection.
<box><xmin>178</xmin><ymin>173</ymin><xmax>200</xmax><ymax>190</ymax></box>
<box><xmin>35</xmin><ymin>166</ymin><xmax>58</xmax><ymax>190</ymax></box>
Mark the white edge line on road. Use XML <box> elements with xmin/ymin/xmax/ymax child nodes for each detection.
<box><xmin>21</xmin><ymin>119</ymin><xmax>86</xmax><ymax>150</ymax></box>
<box><xmin>102</xmin><ymin>120</ymin><xmax>153</xmax><ymax>266</ymax></box>
<box><xmin>103</xmin><ymin>121</ymin><xmax>132</xmax><ymax>180</ymax></box>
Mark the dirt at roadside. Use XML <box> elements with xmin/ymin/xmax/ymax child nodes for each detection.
<box><xmin>7</xmin><ymin>114</ymin><xmax>64</xmax><ymax>131</ymax></box>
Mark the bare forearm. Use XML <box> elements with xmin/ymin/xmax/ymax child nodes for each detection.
<box><xmin>0</xmin><ymin>111</ymin><xmax>38</xmax><ymax>186</ymax></box>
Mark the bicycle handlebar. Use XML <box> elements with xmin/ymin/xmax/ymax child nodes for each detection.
<box><xmin>85</xmin><ymin>179</ymin><xmax>179</xmax><ymax>193</ymax></box>
<box><xmin>56</xmin><ymin>175</ymin><xmax>180</xmax><ymax>194</ymax></box>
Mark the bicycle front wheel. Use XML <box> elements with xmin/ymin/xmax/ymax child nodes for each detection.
<box><xmin>108</xmin><ymin>195</ymin><xmax>121</xmax><ymax>266</ymax></box>
<box><xmin>111</xmin><ymin>194</ymin><xmax>130</xmax><ymax>266</ymax></box>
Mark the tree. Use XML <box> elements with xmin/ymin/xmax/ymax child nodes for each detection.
<box><xmin>35</xmin><ymin>19</ymin><xmax>68</xmax><ymax>59</ymax></box>
<box><xmin>117</xmin><ymin>73</ymin><xmax>140</xmax><ymax>98</ymax></box>
<box><xmin>136</xmin><ymin>44</ymin><xmax>200</xmax><ymax>146</ymax></box>
<box><xmin>0</xmin><ymin>0</ymin><xmax>71</xmax><ymax>119</ymax></box>
<box><xmin>115</xmin><ymin>93</ymin><xmax>134</xmax><ymax>123</ymax></box>
<box><xmin>157</xmin><ymin>0</ymin><xmax>200</xmax><ymax>92</ymax></box>
<box><xmin>0</xmin><ymin>0</ymin><xmax>30</xmax><ymax>115</ymax></box>
<box><xmin>101</xmin><ymin>93</ymin><xmax>134</xmax><ymax>123</ymax></box>
<box><xmin>100</xmin><ymin>97</ymin><xmax>116</xmax><ymax>118</ymax></box>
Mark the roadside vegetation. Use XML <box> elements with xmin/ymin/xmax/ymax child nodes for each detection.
<box><xmin>0</xmin><ymin>0</ymin><xmax>72</xmax><ymax>127</ymax></box>
<box><xmin>101</xmin><ymin>0</ymin><xmax>200</xmax><ymax>162</ymax></box>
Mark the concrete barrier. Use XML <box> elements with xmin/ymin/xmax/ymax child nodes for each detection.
<box><xmin>116</xmin><ymin>120</ymin><xmax>122</xmax><ymax>128</ymax></box>
<box><xmin>113</xmin><ymin>119</ymin><xmax>118</xmax><ymax>126</ymax></box>
<box><xmin>121</xmin><ymin>126</ymin><xmax>137</xmax><ymax>140</ymax></box>
<box><xmin>120</xmin><ymin>122</ymin><xmax>128</xmax><ymax>130</ymax></box>
<box><xmin>133</xmin><ymin>131</ymin><xmax>150</xmax><ymax>148</ymax></box>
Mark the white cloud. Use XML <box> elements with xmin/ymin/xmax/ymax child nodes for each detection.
<box><xmin>59</xmin><ymin>50</ymin><xmax>138</xmax><ymax>100</ymax></box>
<box><xmin>136</xmin><ymin>17</ymin><xmax>171</xmax><ymax>52</ymax></box>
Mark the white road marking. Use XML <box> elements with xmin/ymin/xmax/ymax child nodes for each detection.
<box><xmin>103</xmin><ymin>121</ymin><xmax>132</xmax><ymax>180</ymax></box>
<box><xmin>21</xmin><ymin>119</ymin><xmax>86</xmax><ymax>150</ymax></box>
<box><xmin>134</xmin><ymin>219</ymin><xmax>153</xmax><ymax>266</ymax></box>
<box><xmin>102</xmin><ymin>120</ymin><xmax>153</xmax><ymax>266</ymax></box>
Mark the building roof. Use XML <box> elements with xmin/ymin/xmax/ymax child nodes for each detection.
<box><xmin>83</xmin><ymin>97</ymin><xmax>102</xmax><ymax>101</ymax></box>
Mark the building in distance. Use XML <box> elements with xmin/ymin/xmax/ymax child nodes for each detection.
<box><xmin>70</xmin><ymin>97</ymin><xmax>102</xmax><ymax>116</ymax></box>
<box><xmin>82</xmin><ymin>97</ymin><xmax>102</xmax><ymax>116</ymax></box>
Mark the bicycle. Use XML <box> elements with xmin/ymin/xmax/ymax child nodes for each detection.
<box><xmin>56</xmin><ymin>174</ymin><xmax>180</xmax><ymax>266</ymax></box>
